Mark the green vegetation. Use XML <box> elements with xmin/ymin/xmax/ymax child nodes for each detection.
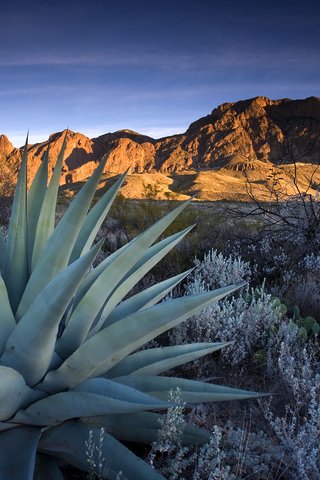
<box><xmin>0</xmin><ymin>137</ymin><xmax>262</xmax><ymax>479</ymax></box>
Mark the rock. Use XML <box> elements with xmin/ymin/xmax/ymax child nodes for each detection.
<box><xmin>0</xmin><ymin>134</ymin><xmax>14</xmax><ymax>158</ymax></box>
<box><xmin>1</xmin><ymin>96</ymin><xmax>320</xmax><ymax>200</ymax></box>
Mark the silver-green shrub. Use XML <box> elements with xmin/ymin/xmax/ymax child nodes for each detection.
<box><xmin>151</xmin><ymin>409</ymin><xmax>283</xmax><ymax>480</ymax></box>
<box><xmin>170</xmin><ymin>250</ymin><xmax>283</xmax><ymax>365</ymax></box>
<box><xmin>266</xmin><ymin>321</ymin><xmax>320</xmax><ymax>480</ymax></box>
<box><xmin>191</xmin><ymin>248</ymin><xmax>251</xmax><ymax>289</ymax></box>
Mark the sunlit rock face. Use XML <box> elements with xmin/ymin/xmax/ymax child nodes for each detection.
<box><xmin>0</xmin><ymin>134</ymin><xmax>14</xmax><ymax>159</ymax></box>
<box><xmin>170</xmin><ymin>96</ymin><xmax>320</xmax><ymax>171</ymax></box>
<box><xmin>1</xmin><ymin>96</ymin><xmax>320</xmax><ymax>200</ymax></box>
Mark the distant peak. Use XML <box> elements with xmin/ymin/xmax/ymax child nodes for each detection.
<box><xmin>116</xmin><ymin>129</ymin><xmax>141</xmax><ymax>135</ymax></box>
<box><xmin>0</xmin><ymin>134</ymin><xmax>14</xmax><ymax>156</ymax></box>
<box><xmin>0</xmin><ymin>133</ymin><xmax>10</xmax><ymax>142</ymax></box>
<box><xmin>93</xmin><ymin>129</ymin><xmax>155</xmax><ymax>144</ymax></box>
<box><xmin>48</xmin><ymin>129</ymin><xmax>81</xmax><ymax>142</ymax></box>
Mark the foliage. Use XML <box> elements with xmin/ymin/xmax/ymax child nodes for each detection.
<box><xmin>0</xmin><ymin>136</ymin><xmax>261</xmax><ymax>479</ymax></box>
<box><xmin>242</xmin><ymin>164</ymin><xmax>320</xmax><ymax>254</ymax></box>
<box><xmin>191</xmin><ymin>248</ymin><xmax>251</xmax><ymax>289</ymax></box>
<box><xmin>148</xmin><ymin>388</ymin><xmax>193</xmax><ymax>480</ymax></box>
<box><xmin>167</xmin><ymin>246</ymin><xmax>320</xmax><ymax>479</ymax></box>
<box><xmin>85</xmin><ymin>427</ymin><xmax>106</xmax><ymax>480</ymax></box>
<box><xmin>142</xmin><ymin>181</ymin><xmax>163</xmax><ymax>200</ymax></box>
<box><xmin>265</xmin><ymin>321</ymin><xmax>320</xmax><ymax>479</ymax></box>
<box><xmin>150</xmin><ymin>401</ymin><xmax>283</xmax><ymax>480</ymax></box>
<box><xmin>170</xmin><ymin>250</ymin><xmax>284</xmax><ymax>366</ymax></box>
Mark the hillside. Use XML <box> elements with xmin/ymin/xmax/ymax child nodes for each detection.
<box><xmin>1</xmin><ymin>96</ymin><xmax>320</xmax><ymax>201</ymax></box>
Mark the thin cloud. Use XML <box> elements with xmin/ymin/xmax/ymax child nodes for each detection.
<box><xmin>0</xmin><ymin>48</ymin><xmax>319</xmax><ymax>71</ymax></box>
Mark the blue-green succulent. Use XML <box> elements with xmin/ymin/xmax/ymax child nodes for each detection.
<box><xmin>0</xmin><ymin>135</ymin><xmax>263</xmax><ymax>479</ymax></box>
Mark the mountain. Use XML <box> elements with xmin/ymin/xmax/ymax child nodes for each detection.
<box><xmin>1</xmin><ymin>96</ymin><xmax>320</xmax><ymax>201</ymax></box>
<box><xmin>0</xmin><ymin>135</ymin><xmax>14</xmax><ymax>159</ymax></box>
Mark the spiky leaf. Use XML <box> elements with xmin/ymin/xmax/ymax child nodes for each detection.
<box><xmin>106</xmin><ymin>342</ymin><xmax>230</xmax><ymax>377</ymax></box>
<box><xmin>35</xmin><ymin>454</ymin><xmax>65</xmax><ymax>480</ymax></box>
<box><xmin>2</xmin><ymin>242</ymin><xmax>101</xmax><ymax>385</ymax></box>
<box><xmin>13</xmin><ymin>388</ymin><xmax>171</xmax><ymax>427</ymax></box>
<box><xmin>27</xmin><ymin>144</ymin><xmax>49</xmax><ymax>270</ymax></box>
<box><xmin>95</xmin><ymin>225</ymin><xmax>195</xmax><ymax>332</ymax></box>
<box><xmin>16</xmin><ymin>154</ymin><xmax>108</xmax><ymax>319</ymax></box>
<box><xmin>69</xmin><ymin>170</ymin><xmax>128</xmax><ymax>262</ymax></box>
<box><xmin>0</xmin><ymin>426</ymin><xmax>41</xmax><ymax>480</ymax></box>
<box><xmin>0</xmin><ymin>273</ymin><xmax>16</xmax><ymax>355</ymax></box>
<box><xmin>39</xmin><ymin>284</ymin><xmax>243</xmax><ymax>392</ymax></box>
<box><xmin>0</xmin><ymin>367</ymin><xmax>35</xmax><ymax>421</ymax></box>
<box><xmin>0</xmin><ymin>227</ymin><xmax>6</xmax><ymax>272</ymax></box>
<box><xmin>40</xmin><ymin>421</ymin><xmax>164</xmax><ymax>479</ymax></box>
<box><xmin>106</xmin><ymin>269</ymin><xmax>192</xmax><ymax>326</ymax></box>
<box><xmin>57</xmin><ymin>225</ymin><xmax>194</xmax><ymax>357</ymax></box>
<box><xmin>83</xmin><ymin>411</ymin><xmax>210</xmax><ymax>445</ymax></box>
<box><xmin>3</xmin><ymin>138</ymin><xmax>28</xmax><ymax>312</ymax></box>
<box><xmin>30</xmin><ymin>136</ymin><xmax>67</xmax><ymax>270</ymax></box>
<box><xmin>115</xmin><ymin>375</ymin><xmax>266</xmax><ymax>403</ymax></box>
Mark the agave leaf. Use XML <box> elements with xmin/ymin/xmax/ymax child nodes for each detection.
<box><xmin>39</xmin><ymin>284</ymin><xmax>243</xmax><ymax>392</ymax></box>
<box><xmin>3</xmin><ymin>137</ymin><xmax>28</xmax><ymax>312</ymax></box>
<box><xmin>83</xmin><ymin>411</ymin><xmax>210</xmax><ymax>445</ymax></box>
<box><xmin>94</xmin><ymin>225</ymin><xmax>195</xmax><ymax>332</ymax></box>
<box><xmin>1</xmin><ymin>241</ymin><xmax>102</xmax><ymax>386</ymax></box>
<box><xmin>71</xmin><ymin>376</ymin><xmax>170</xmax><ymax>400</ymax></box>
<box><xmin>40</xmin><ymin>421</ymin><xmax>164</xmax><ymax>480</ymax></box>
<box><xmin>73</xmin><ymin>198</ymin><xmax>192</xmax><ymax>307</ymax></box>
<box><xmin>106</xmin><ymin>269</ymin><xmax>192</xmax><ymax>326</ymax></box>
<box><xmin>106</xmin><ymin>342</ymin><xmax>231</xmax><ymax>378</ymax></box>
<box><xmin>0</xmin><ymin>422</ymin><xmax>20</xmax><ymax>432</ymax></box>
<box><xmin>16</xmin><ymin>378</ymin><xmax>174</xmax><ymax>427</ymax></box>
<box><xmin>0</xmin><ymin>273</ymin><xmax>16</xmax><ymax>355</ymax></box>
<box><xmin>27</xmin><ymin>144</ymin><xmax>49</xmax><ymax>270</ymax></box>
<box><xmin>73</xmin><ymin>242</ymin><xmax>130</xmax><ymax>307</ymax></box>
<box><xmin>69</xmin><ymin>170</ymin><xmax>128</xmax><ymax>263</ymax></box>
<box><xmin>16</xmin><ymin>154</ymin><xmax>108</xmax><ymax>319</ymax></box>
<box><xmin>13</xmin><ymin>389</ymin><xmax>171</xmax><ymax>427</ymax></box>
<box><xmin>57</xmin><ymin>225</ymin><xmax>194</xmax><ymax>357</ymax></box>
<box><xmin>115</xmin><ymin>375</ymin><xmax>266</xmax><ymax>402</ymax></box>
<box><xmin>31</xmin><ymin>137</ymin><xmax>66</xmax><ymax>271</ymax></box>
<box><xmin>0</xmin><ymin>366</ymin><xmax>35</xmax><ymax>421</ymax></box>
<box><xmin>0</xmin><ymin>426</ymin><xmax>41</xmax><ymax>480</ymax></box>
<box><xmin>0</xmin><ymin>227</ymin><xmax>6</xmax><ymax>272</ymax></box>
<box><xmin>35</xmin><ymin>454</ymin><xmax>65</xmax><ymax>480</ymax></box>
<box><xmin>48</xmin><ymin>351</ymin><xmax>64</xmax><ymax>371</ymax></box>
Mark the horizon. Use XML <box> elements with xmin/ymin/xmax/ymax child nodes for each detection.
<box><xmin>1</xmin><ymin>0</ymin><xmax>319</xmax><ymax>147</ymax></box>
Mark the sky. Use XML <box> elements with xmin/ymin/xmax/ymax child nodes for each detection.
<box><xmin>0</xmin><ymin>0</ymin><xmax>319</xmax><ymax>146</ymax></box>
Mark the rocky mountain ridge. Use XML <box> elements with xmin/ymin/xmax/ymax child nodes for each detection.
<box><xmin>1</xmin><ymin>96</ymin><xmax>320</xmax><ymax>201</ymax></box>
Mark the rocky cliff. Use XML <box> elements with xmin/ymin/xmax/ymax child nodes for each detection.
<box><xmin>1</xmin><ymin>96</ymin><xmax>320</xmax><ymax>200</ymax></box>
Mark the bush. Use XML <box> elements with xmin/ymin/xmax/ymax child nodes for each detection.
<box><xmin>170</xmin><ymin>250</ymin><xmax>283</xmax><ymax>366</ymax></box>
<box><xmin>265</xmin><ymin>321</ymin><xmax>320</xmax><ymax>480</ymax></box>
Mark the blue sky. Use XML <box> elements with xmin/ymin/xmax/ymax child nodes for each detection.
<box><xmin>1</xmin><ymin>0</ymin><xmax>319</xmax><ymax>146</ymax></box>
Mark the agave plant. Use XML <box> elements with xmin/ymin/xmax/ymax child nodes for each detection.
<box><xmin>0</xmin><ymin>134</ymin><xmax>263</xmax><ymax>479</ymax></box>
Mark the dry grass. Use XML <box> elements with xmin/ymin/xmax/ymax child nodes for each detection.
<box><xmin>76</xmin><ymin>162</ymin><xmax>320</xmax><ymax>202</ymax></box>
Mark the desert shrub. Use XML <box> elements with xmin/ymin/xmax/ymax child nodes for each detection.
<box><xmin>190</xmin><ymin>248</ymin><xmax>251</xmax><ymax>289</ymax></box>
<box><xmin>285</xmin><ymin>254</ymin><xmax>320</xmax><ymax>318</ymax></box>
<box><xmin>148</xmin><ymin>388</ymin><xmax>195</xmax><ymax>480</ymax></box>
<box><xmin>265</xmin><ymin>321</ymin><xmax>320</xmax><ymax>480</ymax></box>
<box><xmin>85</xmin><ymin>427</ymin><xmax>106</xmax><ymax>480</ymax></box>
<box><xmin>224</xmin><ymin>232</ymin><xmax>320</xmax><ymax>319</ymax></box>
<box><xmin>170</xmin><ymin>250</ymin><xmax>284</xmax><ymax>366</ymax></box>
<box><xmin>192</xmin><ymin>421</ymin><xmax>283</xmax><ymax>480</ymax></box>
<box><xmin>151</xmin><ymin>400</ymin><xmax>283</xmax><ymax>480</ymax></box>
